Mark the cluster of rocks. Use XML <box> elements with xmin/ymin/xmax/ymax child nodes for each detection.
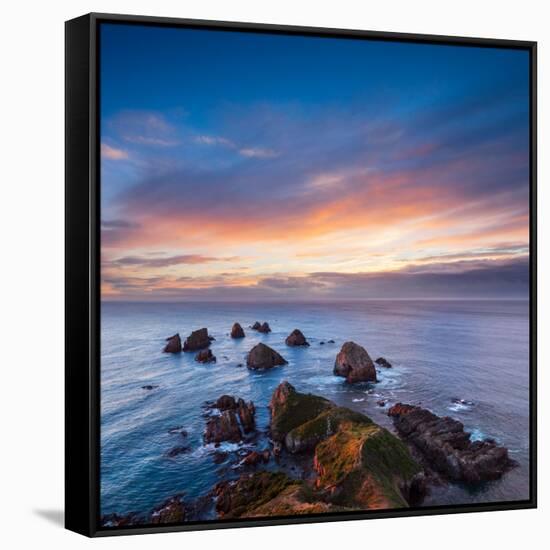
<box><xmin>251</xmin><ymin>321</ymin><xmax>271</xmax><ymax>333</ymax></box>
<box><xmin>204</xmin><ymin>395</ymin><xmax>256</xmax><ymax>444</ymax></box>
<box><xmin>163</xmin><ymin>325</ymin><xmax>388</xmax><ymax>387</ymax></box>
<box><xmin>104</xmin><ymin>376</ymin><xmax>517</xmax><ymax>526</ymax></box>
<box><xmin>388</xmin><ymin>403</ymin><xmax>515</xmax><ymax>483</ymax></box>
<box><xmin>209</xmin><ymin>382</ymin><xmax>425</xmax><ymax>518</ymax></box>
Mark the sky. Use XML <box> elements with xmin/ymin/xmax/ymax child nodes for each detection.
<box><xmin>100</xmin><ymin>23</ymin><xmax>530</xmax><ymax>301</ymax></box>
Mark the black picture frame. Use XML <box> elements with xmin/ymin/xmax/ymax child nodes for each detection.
<box><xmin>65</xmin><ymin>12</ymin><xmax>537</xmax><ymax>537</ymax></box>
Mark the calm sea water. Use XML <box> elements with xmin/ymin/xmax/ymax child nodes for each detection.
<box><xmin>100</xmin><ymin>300</ymin><xmax>530</xmax><ymax>516</ymax></box>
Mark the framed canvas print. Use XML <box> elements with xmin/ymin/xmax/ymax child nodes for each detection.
<box><xmin>65</xmin><ymin>13</ymin><xmax>537</xmax><ymax>537</ymax></box>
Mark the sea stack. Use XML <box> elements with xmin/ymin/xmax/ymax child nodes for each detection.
<box><xmin>163</xmin><ymin>333</ymin><xmax>182</xmax><ymax>353</ymax></box>
<box><xmin>257</xmin><ymin>322</ymin><xmax>271</xmax><ymax>333</ymax></box>
<box><xmin>182</xmin><ymin>328</ymin><xmax>211</xmax><ymax>351</ymax></box>
<box><xmin>334</xmin><ymin>341</ymin><xmax>377</xmax><ymax>383</ymax></box>
<box><xmin>246</xmin><ymin>343</ymin><xmax>287</xmax><ymax>370</ymax></box>
<box><xmin>285</xmin><ymin>329</ymin><xmax>309</xmax><ymax>347</ymax></box>
<box><xmin>231</xmin><ymin>323</ymin><xmax>245</xmax><ymax>339</ymax></box>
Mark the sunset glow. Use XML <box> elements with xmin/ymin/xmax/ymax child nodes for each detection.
<box><xmin>100</xmin><ymin>25</ymin><xmax>529</xmax><ymax>301</ymax></box>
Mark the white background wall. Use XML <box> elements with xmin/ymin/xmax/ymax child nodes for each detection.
<box><xmin>0</xmin><ymin>0</ymin><xmax>547</xmax><ymax>547</ymax></box>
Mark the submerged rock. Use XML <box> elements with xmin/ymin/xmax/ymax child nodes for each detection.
<box><xmin>334</xmin><ymin>341</ymin><xmax>377</xmax><ymax>383</ymax></box>
<box><xmin>141</xmin><ymin>385</ymin><xmax>158</xmax><ymax>391</ymax></box>
<box><xmin>388</xmin><ymin>403</ymin><xmax>515</xmax><ymax>483</ymax></box>
<box><xmin>165</xmin><ymin>446</ymin><xmax>191</xmax><ymax>458</ymax></box>
<box><xmin>183</xmin><ymin>328</ymin><xmax>211</xmax><ymax>351</ymax></box>
<box><xmin>285</xmin><ymin>329</ymin><xmax>310</xmax><ymax>347</ymax></box>
<box><xmin>163</xmin><ymin>333</ymin><xmax>182</xmax><ymax>353</ymax></box>
<box><xmin>375</xmin><ymin>357</ymin><xmax>392</xmax><ymax>368</ymax></box>
<box><xmin>195</xmin><ymin>349</ymin><xmax>216</xmax><ymax>363</ymax></box>
<box><xmin>231</xmin><ymin>322</ymin><xmax>245</xmax><ymax>339</ymax></box>
<box><xmin>246</xmin><ymin>343</ymin><xmax>287</xmax><ymax>370</ymax></box>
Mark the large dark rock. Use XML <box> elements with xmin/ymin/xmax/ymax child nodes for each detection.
<box><xmin>163</xmin><ymin>333</ymin><xmax>182</xmax><ymax>353</ymax></box>
<box><xmin>204</xmin><ymin>410</ymin><xmax>242</xmax><ymax>444</ymax></box>
<box><xmin>388</xmin><ymin>403</ymin><xmax>515</xmax><ymax>483</ymax></box>
<box><xmin>183</xmin><ymin>328</ymin><xmax>211</xmax><ymax>351</ymax></box>
<box><xmin>195</xmin><ymin>349</ymin><xmax>216</xmax><ymax>363</ymax></box>
<box><xmin>285</xmin><ymin>329</ymin><xmax>310</xmax><ymax>347</ymax></box>
<box><xmin>246</xmin><ymin>343</ymin><xmax>287</xmax><ymax>370</ymax></box>
<box><xmin>334</xmin><ymin>341</ymin><xmax>377</xmax><ymax>383</ymax></box>
<box><xmin>231</xmin><ymin>323</ymin><xmax>245</xmax><ymax>339</ymax></box>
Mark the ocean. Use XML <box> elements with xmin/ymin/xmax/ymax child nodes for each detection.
<box><xmin>100</xmin><ymin>300</ymin><xmax>530</xmax><ymax>516</ymax></box>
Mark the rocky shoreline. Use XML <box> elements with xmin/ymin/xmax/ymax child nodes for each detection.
<box><xmin>101</xmin><ymin>321</ymin><xmax>516</xmax><ymax>527</ymax></box>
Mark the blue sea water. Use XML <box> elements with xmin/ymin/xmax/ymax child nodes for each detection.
<box><xmin>100</xmin><ymin>300</ymin><xmax>530</xmax><ymax>516</ymax></box>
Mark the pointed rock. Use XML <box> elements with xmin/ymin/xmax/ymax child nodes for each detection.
<box><xmin>246</xmin><ymin>342</ymin><xmax>287</xmax><ymax>370</ymax></box>
<box><xmin>334</xmin><ymin>341</ymin><xmax>377</xmax><ymax>383</ymax></box>
<box><xmin>231</xmin><ymin>322</ymin><xmax>245</xmax><ymax>339</ymax></box>
<box><xmin>163</xmin><ymin>333</ymin><xmax>182</xmax><ymax>353</ymax></box>
<box><xmin>183</xmin><ymin>328</ymin><xmax>211</xmax><ymax>351</ymax></box>
<box><xmin>285</xmin><ymin>329</ymin><xmax>309</xmax><ymax>346</ymax></box>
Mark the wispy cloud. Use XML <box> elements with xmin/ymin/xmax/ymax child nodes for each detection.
<box><xmin>238</xmin><ymin>147</ymin><xmax>279</xmax><ymax>159</ymax></box>
<box><xmin>101</xmin><ymin>143</ymin><xmax>129</xmax><ymax>160</ymax></box>
<box><xmin>109</xmin><ymin>253</ymin><xmax>241</xmax><ymax>268</ymax></box>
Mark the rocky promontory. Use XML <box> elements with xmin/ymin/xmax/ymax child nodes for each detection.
<box><xmin>334</xmin><ymin>341</ymin><xmax>377</xmax><ymax>383</ymax></box>
<box><xmin>268</xmin><ymin>382</ymin><xmax>423</xmax><ymax>509</ymax></box>
<box><xmin>388</xmin><ymin>403</ymin><xmax>515</xmax><ymax>483</ymax></box>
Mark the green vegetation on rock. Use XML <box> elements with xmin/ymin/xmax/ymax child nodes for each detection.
<box><xmin>285</xmin><ymin>406</ymin><xmax>373</xmax><ymax>453</ymax></box>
